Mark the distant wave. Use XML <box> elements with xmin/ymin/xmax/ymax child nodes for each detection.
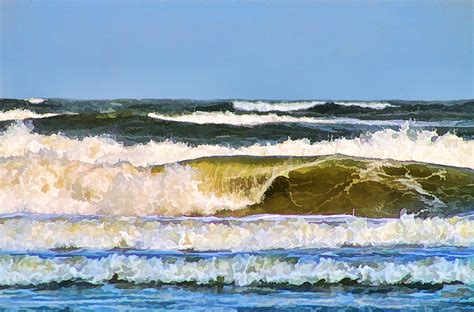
<box><xmin>147</xmin><ymin>111</ymin><xmax>405</xmax><ymax>126</ymax></box>
<box><xmin>1</xmin><ymin>123</ymin><xmax>473</xmax><ymax>169</ymax></box>
<box><xmin>1</xmin><ymin>214</ymin><xmax>472</xmax><ymax>251</ymax></box>
<box><xmin>0</xmin><ymin>109</ymin><xmax>58</xmax><ymax>121</ymax></box>
<box><xmin>0</xmin><ymin>254</ymin><xmax>472</xmax><ymax>286</ymax></box>
<box><xmin>147</xmin><ymin>111</ymin><xmax>465</xmax><ymax>127</ymax></box>
<box><xmin>232</xmin><ymin>100</ymin><xmax>395</xmax><ymax>112</ymax></box>
<box><xmin>232</xmin><ymin>100</ymin><xmax>326</xmax><ymax>112</ymax></box>
<box><xmin>333</xmin><ymin>101</ymin><xmax>396</xmax><ymax>109</ymax></box>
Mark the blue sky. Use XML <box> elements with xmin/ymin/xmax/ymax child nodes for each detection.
<box><xmin>0</xmin><ymin>0</ymin><xmax>472</xmax><ymax>100</ymax></box>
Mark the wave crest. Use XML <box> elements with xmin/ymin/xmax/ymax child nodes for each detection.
<box><xmin>1</xmin><ymin>123</ymin><xmax>473</xmax><ymax>169</ymax></box>
<box><xmin>1</xmin><ymin>215</ymin><xmax>473</xmax><ymax>251</ymax></box>
<box><xmin>0</xmin><ymin>109</ymin><xmax>58</xmax><ymax>122</ymax></box>
<box><xmin>147</xmin><ymin>111</ymin><xmax>414</xmax><ymax>127</ymax></box>
<box><xmin>0</xmin><ymin>254</ymin><xmax>472</xmax><ymax>286</ymax></box>
<box><xmin>232</xmin><ymin>101</ymin><xmax>395</xmax><ymax>112</ymax></box>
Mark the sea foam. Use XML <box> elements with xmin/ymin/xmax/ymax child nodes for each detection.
<box><xmin>0</xmin><ymin>109</ymin><xmax>58</xmax><ymax>122</ymax></box>
<box><xmin>0</xmin><ymin>215</ymin><xmax>472</xmax><ymax>250</ymax></box>
<box><xmin>232</xmin><ymin>100</ymin><xmax>395</xmax><ymax>112</ymax></box>
<box><xmin>1</xmin><ymin>123</ymin><xmax>472</xmax><ymax>169</ymax></box>
<box><xmin>232</xmin><ymin>100</ymin><xmax>326</xmax><ymax>112</ymax></box>
<box><xmin>147</xmin><ymin>111</ymin><xmax>415</xmax><ymax>127</ymax></box>
<box><xmin>0</xmin><ymin>254</ymin><xmax>472</xmax><ymax>286</ymax></box>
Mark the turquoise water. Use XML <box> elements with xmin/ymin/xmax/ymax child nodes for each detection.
<box><xmin>0</xmin><ymin>247</ymin><xmax>473</xmax><ymax>311</ymax></box>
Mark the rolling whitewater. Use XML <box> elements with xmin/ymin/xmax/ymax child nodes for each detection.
<box><xmin>0</xmin><ymin>98</ymin><xmax>473</xmax><ymax>310</ymax></box>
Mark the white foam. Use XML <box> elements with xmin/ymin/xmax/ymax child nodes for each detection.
<box><xmin>26</xmin><ymin>98</ymin><xmax>46</xmax><ymax>105</ymax></box>
<box><xmin>0</xmin><ymin>109</ymin><xmax>58</xmax><ymax>121</ymax></box>
<box><xmin>232</xmin><ymin>100</ymin><xmax>395</xmax><ymax>112</ymax></box>
<box><xmin>232</xmin><ymin>101</ymin><xmax>326</xmax><ymax>112</ymax></box>
<box><xmin>0</xmin><ymin>155</ymin><xmax>250</xmax><ymax>216</ymax></box>
<box><xmin>333</xmin><ymin>101</ymin><xmax>396</xmax><ymax>109</ymax></box>
<box><xmin>0</xmin><ymin>123</ymin><xmax>472</xmax><ymax>169</ymax></box>
<box><xmin>0</xmin><ymin>254</ymin><xmax>471</xmax><ymax>286</ymax></box>
<box><xmin>148</xmin><ymin>111</ymin><xmax>466</xmax><ymax>128</ymax></box>
<box><xmin>147</xmin><ymin>111</ymin><xmax>411</xmax><ymax>127</ymax></box>
<box><xmin>0</xmin><ymin>215</ymin><xmax>472</xmax><ymax>251</ymax></box>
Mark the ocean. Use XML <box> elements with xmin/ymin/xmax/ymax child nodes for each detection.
<box><xmin>0</xmin><ymin>98</ymin><xmax>473</xmax><ymax>311</ymax></box>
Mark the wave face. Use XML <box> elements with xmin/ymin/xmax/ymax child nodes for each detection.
<box><xmin>0</xmin><ymin>109</ymin><xmax>58</xmax><ymax>121</ymax></box>
<box><xmin>1</xmin><ymin>214</ymin><xmax>473</xmax><ymax>251</ymax></box>
<box><xmin>0</xmin><ymin>254</ymin><xmax>472</xmax><ymax>287</ymax></box>
<box><xmin>1</xmin><ymin>152</ymin><xmax>473</xmax><ymax>217</ymax></box>
<box><xmin>1</xmin><ymin>123</ymin><xmax>473</xmax><ymax>169</ymax></box>
<box><xmin>232</xmin><ymin>100</ymin><xmax>395</xmax><ymax>112</ymax></box>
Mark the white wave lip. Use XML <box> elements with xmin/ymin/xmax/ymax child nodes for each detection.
<box><xmin>0</xmin><ymin>109</ymin><xmax>58</xmax><ymax>122</ymax></box>
<box><xmin>232</xmin><ymin>100</ymin><xmax>395</xmax><ymax>112</ymax></box>
<box><xmin>232</xmin><ymin>100</ymin><xmax>326</xmax><ymax>112</ymax></box>
<box><xmin>333</xmin><ymin>101</ymin><xmax>395</xmax><ymax>110</ymax></box>
<box><xmin>0</xmin><ymin>154</ymin><xmax>250</xmax><ymax>216</ymax></box>
<box><xmin>0</xmin><ymin>215</ymin><xmax>472</xmax><ymax>250</ymax></box>
<box><xmin>147</xmin><ymin>111</ymin><xmax>412</xmax><ymax>127</ymax></box>
<box><xmin>26</xmin><ymin>98</ymin><xmax>46</xmax><ymax>105</ymax></box>
<box><xmin>1</xmin><ymin>123</ymin><xmax>472</xmax><ymax>169</ymax></box>
<box><xmin>0</xmin><ymin>254</ymin><xmax>472</xmax><ymax>286</ymax></box>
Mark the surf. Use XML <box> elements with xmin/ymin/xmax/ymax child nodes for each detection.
<box><xmin>0</xmin><ymin>109</ymin><xmax>59</xmax><ymax>122</ymax></box>
<box><xmin>1</xmin><ymin>122</ymin><xmax>473</xmax><ymax>169</ymax></box>
<box><xmin>0</xmin><ymin>214</ymin><xmax>473</xmax><ymax>251</ymax></box>
<box><xmin>0</xmin><ymin>152</ymin><xmax>473</xmax><ymax>217</ymax></box>
<box><xmin>232</xmin><ymin>100</ymin><xmax>395</xmax><ymax>112</ymax></box>
<box><xmin>0</xmin><ymin>254</ymin><xmax>472</xmax><ymax>287</ymax></box>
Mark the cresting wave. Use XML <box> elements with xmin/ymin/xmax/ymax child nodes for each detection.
<box><xmin>333</xmin><ymin>101</ymin><xmax>396</xmax><ymax>110</ymax></box>
<box><xmin>0</xmin><ymin>215</ymin><xmax>473</xmax><ymax>251</ymax></box>
<box><xmin>0</xmin><ymin>109</ymin><xmax>58</xmax><ymax>121</ymax></box>
<box><xmin>232</xmin><ymin>101</ymin><xmax>326</xmax><ymax>112</ymax></box>
<box><xmin>1</xmin><ymin>153</ymin><xmax>473</xmax><ymax>217</ymax></box>
<box><xmin>232</xmin><ymin>101</ymin><xmax>395</xmax><ymax>112</ymax></box>
<box><xmin>1</xmin><ymin>123</ymin><xmax>473</xmax><ymax>169</ymax></box>
<box><xmin>147</xmin><ymin>111</ymin><xmax>435</xmax><ymax>127</ymax></box>
<box><xmin>0</xmin><ymin>254</ymin><xmax>472</xmax><ymax>287</ymax></box>
<box><xmin>0</xmin><ymin>155</ymin><xmax>249</xmax><ymax>216</ymax></box>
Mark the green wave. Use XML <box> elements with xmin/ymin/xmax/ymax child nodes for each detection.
<box><xmin>153</xmin><ymin>156</ymin><xmax>474</xmax><ymax>218</ymax></box>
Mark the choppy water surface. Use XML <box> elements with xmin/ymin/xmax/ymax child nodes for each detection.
<box><xmin>0</xmin><ymin>98</ymin><xmax>473</xmax><ymax>310</ymax></box>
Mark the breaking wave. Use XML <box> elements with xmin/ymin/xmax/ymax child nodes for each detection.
<box><xmin>232</xmin><ymin>101</ymin><xmax>326</xmax><ymax>112</ymax></box>
<box><xmin>1</xmin><ymin>123</ymin><xmax>473</xmax><ymax>169</ymax></box>
<box><xmin>1</xmin><ymin>153</ymin><xmax>472</xmax><ymax>217</ymax></box>
<box><xmin>232</xmin><ymin>101</ymin><xmax>395</xmax><ymax>112</ymax></box>
<box><xmin>333</xmin><ymin>101</ymin><xmax>396</xmax><ymax>110</ymax></box>
<box><xmin>0</xmin><ymin>109</ymin><xmax>58</xmax><ymax>122</ymax></box>
<box><xmin>0</xmin><ymin>254</ymin><xmax>472</xmax><ymax>287</ymax></box>
<box><xmin>147</xmin><ymin>111</ymin><xmax>430</xmax><ymax>127</ymax></box>
<box><xmin>0</xmin><ymin>214</ymin><xmax>473</xmax><ymax>251</ymax></box>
